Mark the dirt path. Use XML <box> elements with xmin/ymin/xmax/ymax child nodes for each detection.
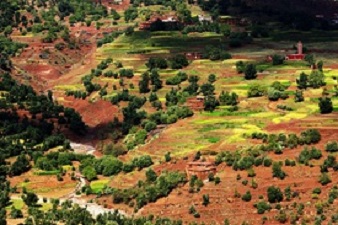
<box><xmin>10</xmin><ymin>142</ymin><xmax>129</xmax><ymax>218</ymax></box>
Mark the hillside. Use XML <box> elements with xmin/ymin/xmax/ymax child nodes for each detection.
<box><xmin>1</xmin><ymin>0</ymin><xmax>338</xmax><ymax>225</ymax></box>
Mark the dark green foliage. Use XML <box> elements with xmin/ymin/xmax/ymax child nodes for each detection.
<box><xmin>150</xmin><ymin>69</ymin><xmax>163</xmax><ymax>91</ymax></box>
<box><xmin>208</xmin><ymin>74</ymin><xmax>217</xmax><ymax>83</ymax></box>
<box><xmin>318</xmin><ymin>97</ymin><xmax>333</xmax><ymax>114</ymax></box>
<box><xmin>165</xmin><ymin>88</ymin><xmax>179</xmax><ymax>106</ymax></box>
<box><xmin>170</xmin><ymin>54</ymin><xmax>189</xmax><ymax>69</ymax></box>
<box><xmin>203</xmin><ymin>46</ymin><xmax>232</xmax><ymax>61</ymax></box>
<box><xmin>112</xmin><ymin>171</ymin><xmax>186</xmax><ymax>209</ymax></box>
<box><xmin>298</xmin><ymin>147</ymin><xmax>322</xmax><ymax>164</ymax></box>
<box><xmin>144</xmin><ymin>121</ymin><xmax>157</xmax><ymax>132</ymax></box>
<box><xmin>10</xmin><ymin>206</ymin><xmax>23</xmax><ymax>219</ymax></box>
<box><xmin>272</xmin><ymin>55</ymin><xmax>285</xmax><ymax>65</ymax></box>
<box><xmin>22</xmin><ymin>192</ymin><xmax>38</xmax><ymax>207</ymax></box>
<box><xmin>267</xmin><ymin>186</ymin><xmax>283</xmax><ymax>203</ymax></box>
<box><xmin>272</xmin><ymin>162</ymin><xmax>286</xmax><ymax>179</ymax></box>
<box><xmin>267</xmin><ymin>81</ymin><xmax>288</xmax><ymax>101</ymax></box>
<box><xmin>294</xmin><ymin>90</ymin><xmax>304</xmax><ymax>102</ymax></box>
<box><xmin>166</xmin><ymin>71</ymin><xmax>188</xmax><ymax>85</ymax></box>
<box><xmin>82</xmin><ymin>166</ymin><xmax>97</xmax><ymax>181</ymax></box>
<box><xmin>124</xmin><ymin>7</ymin><xmax>138</xmax><ymax>22</ymax></box>
<box><xmin>284</xmin><ymin>186</ymin><xmax>292</xmax><ymax>201</ymax></box>
<box><xmin>10</xmin><ymin>155</ymin><xmax>30</xmax><ymax>176</ymax></box>
<box><xmin>202</xmin><ymin>194</ymin><xmax>210</xmax><ymax>206</ymax></box>
<box><xmin>139</xmin><ymin>72</ymin><xmax>150</xmax><ymax>93</ymax></box>
<box><xmin>255</xmin><ymin>201</ymin><xmax>271</xmax><ymax>214</ymax></box>
<box><xmin>204</xmin><ymin>95</ymin><xmax>219</xmax><ymax>112</ymax></box>
<box><xmin>247</xmin><ymin>85</ymin><xmax>266</xmax><ymax>98</ymax></box>
<box><xmin>119</xmin><ymin>69</ymin><xmax>134</xmax><ymax>78</ymax></box>
<box><xmin>219</xmin><ymin>91</ymin><xmax>238</xmax><ymax>106</ymax></box>
<box><xmin>200</xmin><ymin>83</ymin><xmax>215</xmax><ymax>96</ymax></box>
<box><xmin>319</xmin><ymin>173</ymin><xmax>331</xmax><ymax>185</ymax></box>
<box><xmin>241</xmin><ymin>191</ymin><xmax>252</xmax><ymax>202</ymax></box>
<box><xmin>145</xmin><ymin>169</ymin><xmax>157</xmax><ymax>182</ymax></box>
<box><xmin>309</xmin><ymin>70</ymin><xmax>325</xmax><ymax>88</ymax></box>
<box><xmin>184</xmin><ymin>75</ymin><xmax>200</xmax><ymax>95</ymax></box>
<box><xmin>325</xmin><ymin>141</ymin><xmax>338</xmax><ymax>152</ymax></box>
<box><xmin>244</xmin><ymin>64</ymin><xmax>257</xmax><ymax>80</ymax></box>
<box><xmin>296</xmin><ymin>72</ymin><xmax>308</xmax><ymax>89</ymax></box>
<box><xmin>165</xmin><ymin>152</ymin><xmax>171</xmax><ymax>162</ymax></box>
<box><xmin>146</xmin><ymin>57</ymin><xmax>168</xmax><ymax>70</ymax></box>
<box><xmin>236</xmin><ymin>61</ymin><xmax>246</xmax><ymax>74</ymax></box>
<box><xmin>298</xmin><ymin>129</ymin><xmax>321</xmax><ymax>145</ymax></box>
<box><xmin>149</xmin><ymin>92</ymin><xmax>158</xmax><ymax>102</ymax></box>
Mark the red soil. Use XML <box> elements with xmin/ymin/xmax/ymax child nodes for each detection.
<box><xmin>62</xmin><ymin>96</ymin><xmax>121</xmax><ymax>128</ymax></box>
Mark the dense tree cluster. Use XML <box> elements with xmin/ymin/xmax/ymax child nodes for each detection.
<box><xmin>112</xmin><ymin>170</ymin><xmax>186</xmax><ymax>210</ymax></box>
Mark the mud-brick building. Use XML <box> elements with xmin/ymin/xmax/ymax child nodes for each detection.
<box><xmin>186</xmin><ymin>161</ymin><xmax>216</xmax><ymax>180</ymax></box>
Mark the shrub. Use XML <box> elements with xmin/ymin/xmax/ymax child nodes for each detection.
<box><xmin>215</xmin><ymin>177</ymin><xmax>221</xmax><ymax>185</ymax></box>
<box><xmin>255</xmin><ymin>201</ymin><xmax>271</xmax><ymax>214</ymax></box>
<box><xmin>267</xmin><ymin>186</ymin><xmax>283</xmax><ymax>203</ymax></box>
<box><xmin>242</xmin><ymin>191</ymin><xmax>252</xmax><ymax>202</ymax></box>
<box><xmin>244</xmin><ymin>64</ymin><xmax>257</xmax><ymax>80</ymax></box>
<box><xmin>202</xmin><ymin>194</ymin><xmax>210</xmax><ymax>206</ymax></box>
<box><xmin>312</xmin><ymin>187</ymin><xmax>322</xmax><ymax>194</ymax></box>
<box><xmin>272</xmin><ymin>162</ymin><xmax>286</xmax><ymax>179</ymax></box>
<box><xmin>325</xmin><ymin>141</ymin><xmax>338</xmax><ymax>152</ymax></box>
<box><xmin>319</xmin><ymin>173</ymin><xmax>331</xmax><ymax>185</ymax></box>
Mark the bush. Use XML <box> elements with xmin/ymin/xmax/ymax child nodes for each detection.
<box><xmin>319</xmin><ymin>173</ymin><xmax>331</xmax><ymax>185</ymax></box>
<box><xmin>255</xmin><ymin>201</ymin><xmax>271</xmax><ymax>214</ymax></box>
<box><xmin>312</xmin><ymin>187</ymin><xmax>322</xmax><ymax>194</ymax></box>
<box><xmin>242</xmin><ymin>191</ymin><xmax>252</xmax><ymax>202</ymax></box>
<box><xmin>272</xmin><ymin>162</ymin><xmax>286</xmax><ymax>180</ymax></box>
<box><xmin>267</xmin><ymin>186</ymin><xmax>283</xmax><ymax>203</ymax></box>
<box><xmin>325</xmin><ymin>141</ymin><xmax>338</xmax><ymax>152</ymax></box>
<box><xmin>318</xmin><ymin>97</ymin><xmax>333</xmax><ymax>114</ymax></box>
<box><xmin>244</xmin><ymin>64</ymin><xmax>257</xmax><ymax>80</ymax></box>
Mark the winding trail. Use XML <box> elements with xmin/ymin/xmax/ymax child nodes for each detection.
<box><xmin>11</xmin><ymin>142</ymin><xmax>129</xmax><ymax>218</ymax></box>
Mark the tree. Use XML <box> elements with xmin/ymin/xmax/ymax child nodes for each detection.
<box><xmin>145</xmin><ymin>169</ymin><xmax>157</xmax><ymax>182</ymax></box>
<box><xmin>319</xmin><ymin>173</ymin><xmax>331</xmax><ymax>185</ymax></box>
<box><xmin>82</xmin><ymin>166</ymin><xmax>97</xmax><ymax>181</ymax></box>
<box><xmin>247</xmin><ymin>84</ymin><xmax>266</xmax><ymax>97</ymax></box>
<box><xmin>272</xmin><ymin>55</ymin><xmax>284</xmax><ymax>65</ymax></box>
<box><xmin>244</xmin><ymin>64</ymin><xmax>257</xmax><ymax>80</ymax></box>
<box><xmin>318</xmin><ymin>97</ymin><xmax>333</xmax><ymax>114</ymax></box>
<box><xmin>149</xmin><ymin>92</ymin><xmax>158</xmax><ymax>102</ymax></box>
<box><xmin>272</xmin><ymin>162</ymin><xmax>286</xmax><ymax>179</ymax></box>
<box><xmin>325</xmin><ymin>141</ymin><xmax>338</xmax><ymax>152</ymax></box>
<box><xmin>202</xmin><ymin>194</ymin><xmax>210</xmax><ymax>206</ymax></box>
<box><xmin>150</xmin><ymin>70</ymin><xmax>162</xmax><ymax>91</ymax></box>
<box><xmin>200</xmin><ymin>83</ymin><xmax>215</xmax><ymax>96</ymax></box>
<box><xmin>124</xmin><ymin>7</ymin><xmax>138</xmax><ymax>22</ymax></box>
<box><xmin>284</xmin><ymin>186</ymin><xmax>292</xmax><ymax>201</ymax></box>
<box><xmin>170</xmin><ymin>54</ymin><xmax>189</xmax><ymax>69</ymax></box>
<box><xmin>309</xmin><ymin>70</ymin><xmax>325</xmax><ymax>88</ymax></box>
<box><xmin>204</xmin><ymin>95</ymin><xmax>219</xmax><ymax>112</ymax></box>
<box><xmin>236</xmin><ymin>61</ymin><xmax>245</xmax><ymax>74</ymax></box>
<box><xmin>10</xmin><ymin>154</ymin><xmax>30</xmax><ymax>176</ymax></box>
<box><xmin>22</xmin><ymin>192</ymin><xmax>38</xmax><ymax>207</ymax></box>
<box><xmin>10</xmin><ymin>206</ymin><xmax>23</xmax><ymax>219</ymax></box>
<box><xmin>139</xmin><ymin>72</ymin><xmax>150</xmax><ymax>93</ymax></box>
<box><xmin>241</xmin><ymin>191</ymin><xmax>252</xmax><ymax>202</ymax></box>
<box><xmin>305</xmin><ymin>54</ymin><xmax>315</xmax><ymax>66</ymax></box>
<box><xmin>294</xmin><ymin>90</ymin><xmax>304</xmax><ymax>102</ymax></box>
<box><xmin>296</xmin><ymin>72</ymin><xmax>308</xmax><ymax>89</ymax></box>
<box><xmin>208</xmin><ymin>74</ymin><xmax>216</xmax><ymax>83</ymax></box>
<box><xmin>317</xmin><ymin>60</ymin><xmax>323</xmax><ymax>72</ymax></box>
<box><xmin>267</xmin><ymin>186</ymin><xmax>283</xmax><ymax>203</ymax></box>
<box><xmin>219</xmin><ymin>91</ymin><xmax>238</xmax><ymax>106</ymax></box>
